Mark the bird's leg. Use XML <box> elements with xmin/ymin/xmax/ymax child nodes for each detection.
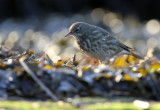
<box><xmin>110</xmin><ymin>55</ymin><xmax>117</xmax><ymax>64</ymax></box>
<box><xmin>104</xmin><ymin>57</ymin><xmax>110</xmax><ymax>65</ymax></box>
<box><xmin>98</xmin><ymin>59</ymin><xmax>102</xmax><ymax>65</ymax></box>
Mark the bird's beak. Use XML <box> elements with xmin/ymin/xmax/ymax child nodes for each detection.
<box><xmin>64</xmin><ymin>32</ymin><xmax>72</xmax><ymax>37</ymax></box>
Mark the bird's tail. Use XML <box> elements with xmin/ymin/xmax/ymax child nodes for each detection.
<box><xmin>130</xmin><ymin>52</ymin><xmax>144</xmax><ymax>59</ymax></box>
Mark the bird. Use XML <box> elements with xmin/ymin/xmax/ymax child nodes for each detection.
<box><xmin>65</xmin><ymin>22</ymin><xmax>143</xmax><ymax>64</ymax></box>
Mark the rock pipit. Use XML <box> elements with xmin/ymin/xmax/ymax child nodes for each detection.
<box><xmin>65</xmin><ymin>22</ymin><xmax>143</xmax><ymax>64</ymax></box>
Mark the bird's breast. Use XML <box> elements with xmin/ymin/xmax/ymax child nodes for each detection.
<box><xmin>77</xmin><ymin>39</ymin><xmax>91</xmax><ymax>52</ymax></box>
<box><xmin>77</xmin><ymin>38</ymin><xmax>105</xmax><ymax>59</ymax></box>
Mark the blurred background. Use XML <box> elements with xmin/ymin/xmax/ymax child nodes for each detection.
<box><xmin>0</xmin><ymin>0</ymin><xmax>160</xmax><ymax>62</ymax></box>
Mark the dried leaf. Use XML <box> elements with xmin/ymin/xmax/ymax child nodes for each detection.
<box><xmin>44</xmin><ymin>65</ymin><xmax>53</xmax><ymax>70</ymax></box>
<box><xmin>54</xmin><ymin>60</ymin><xmax>64</xmax><ymax>67</ymax></box>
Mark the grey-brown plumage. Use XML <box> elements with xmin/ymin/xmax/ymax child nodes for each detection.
<box><xmin>65</xmin><ymin>22</ymin><xmax>143</xmax><ymax>63</ymax></box>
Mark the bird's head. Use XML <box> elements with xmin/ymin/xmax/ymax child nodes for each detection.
<box><xmin>65</xmin><ymin>22</ymin><xmax>92</xmax><ymax>40</ymax></box>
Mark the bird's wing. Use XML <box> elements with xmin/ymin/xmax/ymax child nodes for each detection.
<box><xmin>97</xmin><ymin>26</ymin><xmax>135</xmax><ymax>52</ymax></box>
<box><xmin>104</xmin><ymin>34</ymin><xmax>134</xmax><ymax>52</ymax></box>
<box><xmin>116</xmin><ymin>40</ymin><xmax>134</xmax><ymax>52</ymax></box>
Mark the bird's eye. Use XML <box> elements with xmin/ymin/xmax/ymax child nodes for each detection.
<box><xmin>75</xmin><ymin>28</ymin><xmax>80</xmax><ymax>33</ymax></box>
